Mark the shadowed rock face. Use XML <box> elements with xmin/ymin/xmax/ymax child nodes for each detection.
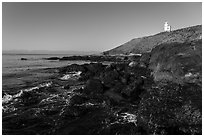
<box><xmin>104</xmin><ymin>25</ymin><xmax>201</xmax><ymax>55</ymax></box>
<box><xmin>149</xmin><ymin>39</ymin><xmax>202</xmax><ymax>85</ymax></box>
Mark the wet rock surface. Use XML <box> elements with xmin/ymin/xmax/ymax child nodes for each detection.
<box><xmin>2</xmin><ymin>48</ymin><xmax>202</xmax><ymax>135</ymax></box>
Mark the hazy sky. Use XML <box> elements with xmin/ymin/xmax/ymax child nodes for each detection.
<box><xmin>2</xmin><ymin>2</ymin><xmax>202</xmax><ymax>52</ymax></box>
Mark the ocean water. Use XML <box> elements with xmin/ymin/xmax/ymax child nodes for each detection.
<box><xmin>2</xmin><ymin>54</ymin><xmax>89</xmax><ymax>76</ymax></box>
<box><xmin>2</xmin><ymin>54</ymin><xmax>139</xmax><ymax>135</ymax></box>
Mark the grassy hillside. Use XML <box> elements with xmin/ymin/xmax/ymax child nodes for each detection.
<box><xmin>103</xmin><ymin>25</ymin><xmax>201</xmax><ymax>55</ymax></box>
<box><xmin>149</xmin><ymin>39</ymin><xmax>202</xmax><ymax>84</ymax></box>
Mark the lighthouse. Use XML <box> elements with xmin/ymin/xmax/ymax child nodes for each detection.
<box><xmin>164</xmin><ymin>22</ymin><xmax>171</xmax><ymax>32</ymax></box>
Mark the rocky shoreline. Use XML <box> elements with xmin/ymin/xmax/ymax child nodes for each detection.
<box><xmin>2</xmin><ymin>56</ymin><xmax>202</xmax><ymax>134</ymax></box>
<box><xmin>45</xmin><ymin>55</ymin><xmax>124</xmax><ymax>62</ymax></box>
<box><xmin>2</xmin><ymin>39</ymin><xmax>202</xmax><ymax>135</ymax></box>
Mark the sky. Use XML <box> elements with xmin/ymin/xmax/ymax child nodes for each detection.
<box><xmin>2</xmin><ymin>2</ymin><xmax>202</xmax><ymax>52</ymax></box>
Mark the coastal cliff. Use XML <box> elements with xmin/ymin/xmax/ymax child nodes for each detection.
<box><xmin>103</xmin><ymin>25</ymin><xmax>201</xmax><ymax>55</ymax></box>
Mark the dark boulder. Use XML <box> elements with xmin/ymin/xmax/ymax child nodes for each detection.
<box><xmin>46</xmin><ymin>57</ymin><xmax>60</xmax><ymax>60</ymax></box>
<box><xmin>100</xmin><ymin>70</ymin><xmax>120</xmax><ymax>88</ymax></box>
<box><xmin>79</xmin><ymin>71</ymin><xmax>93</xmax><ymax>81</ymax></box>
<box><xmin>84</xmin><ymin>63</ymin><xmax>105</xmax><ymax>75</ymax></box>
<box><xmin>62</xmin><ymin>106</ymin><xmax>89</xmax><ymax>120</ymax></box>
<box><xmin>21</xmin><ymin>91</ymin><xmax>42</xmax><ymax>106</ymax></box>
<box><xmin>79</xmin><ymin>63</ymin><xmax>106</xmax><ymax>81</ymax></box>
<box><xmin>104</xmin><ymin>89</ymin><xmax>124</xmax><ymax>103</ymax></box>
<box><xmin>69</xmin><ymin>95</ymin><xmax>88</xmax><ymax>106</ymax></box>
<box><xmin>64</xmin><ymin>85</ymin><xmax>70</xmax><ymax>90</ymax></box>
<box><xmin>83</xmin><ymin>78</ymin><xmax>104</xmax><ymax>95</ymax></box>
<box><xmin>121</xmin><ymin>77</ymin><xmax>144</xmax><ymax>102</ymax></box>
<box><xmin>21</xmin><ymin>58</ymin><xmax>27</xmax><ymax>60</ymax></box>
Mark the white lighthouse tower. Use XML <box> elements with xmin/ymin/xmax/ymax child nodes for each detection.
<box><xmin>164</xmin><ymin>22</ymin><xmax>171</xmax><ymax>32</ymax></box>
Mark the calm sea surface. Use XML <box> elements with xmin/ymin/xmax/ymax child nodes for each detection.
<box><xmin>2</xmin><ymin>54</ymin><xmax>89</xmax><ymax>76</ymax></box>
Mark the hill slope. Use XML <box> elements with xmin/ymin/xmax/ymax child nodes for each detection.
<box><xmin>149</xmin><ymin>39</ymin><xmax>202</xmax><ymax>84</ymax></box>
<box><xmin>103</xmin><ymin>25</ymin><xmax>201</xmax><ymax>55</ymax></box>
